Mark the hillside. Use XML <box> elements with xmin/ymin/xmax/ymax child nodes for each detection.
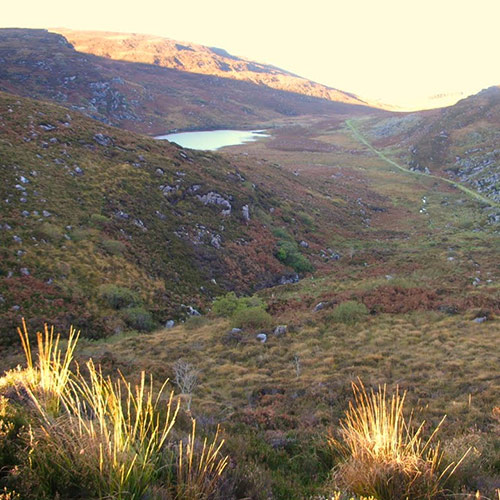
<box><xmin>362</xmin><ymin>87</ymin><xmax>500</xmax><ymax>208</ymax></box>
<box><xmin>54</xmin><ymin>28</ymin><xmax>368</xmax><ymax>107</ymax></box>
<box><xmin>0</xmin><ymin>28</ymin><xmax>378</xmax><ymax>135</ymax></box>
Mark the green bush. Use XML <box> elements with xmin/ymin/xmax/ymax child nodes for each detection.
<box><xmin>184</xmin><ymin>315</ymin><xmax>208</xmax><ymax>330</ymax></box>
<box><xmin>98</xmin><ymin>284</ymin><xmax>140</xmax><ymax>310</ymax></box>
<box><xmin>122</xmin><ymin>307</ymin><xmax>155</xmax><ymax>332</ymax></box>
<box><xmin>328</xmin><ymin>301</ymin><xmax>369</xmax><ymax>325</ymax></box>
<box><xmin>101</xmin><ymin>239</ymin><xmax>126</xmax><ymax>255</ymax></box>
<box><xmin>231</xmin><ymin>307</ymin><xmax>272</xmax><ymax>330</ymax></box>
<box><xmin>70</xmin><ymin>228</ymin><xmax>92</xmax><ymax>242</ymax></box>
<box><xmin>90</xmin><ymin>213</ymin><xmax>110</xmax><ymax>227</ymax></box>
<box><xmin>212</xmin><ymin>292</ymin><xmax>266</xmax><ymax>318</ymax></box>
<box><xmin>276</xmin><ymin>240</ymin><xmax>314</xmax><ymax>273</ymax></box>
<box><xmin>37</xmin><ymin>223</ymin><xmax>63</xmax><ymax>242</ymax></box>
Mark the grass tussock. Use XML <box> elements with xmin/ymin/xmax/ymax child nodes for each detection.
<box><xmin>329</xmin><ymin>380</ymin><xmax>469</xmax><ymax>500</ymax></box>
<box><xmin>1</xmin><ymin>322</ymin><xmax>228</xmax><ymax>499</ymax></box>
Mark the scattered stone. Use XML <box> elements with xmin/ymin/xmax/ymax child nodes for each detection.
<box><xmin>273</xmin><ymin>325</ymin><xmax>288</xmax><ymax>336</ymax></box>
<box><xmin>20</xmin><ymin>267</ymin><xmax>30</xmax><ymax>276</ymax></box>
<box><xmin>21</xmin><ymin>210</ymin><xmax>30</xmax><ymax>217</ymax></box>
<box><xmin>14</xmin><ymin>184</ymin><xmax>26</xmax><ymax>191</ymax></box>
<box><xmin>165</xmin><ymin>320</ymin><xmax>175</xmax><ymax>329</ymax></box>
<box><xmin>19</xmin><ymin>176</ymin><xmax>29</xmax><ymax>184</ymax></box>
<box><xmin>474</xmin><ymin>316</ymin><xmax>487</xmax><ymax>323</ymax></box>
<box><xmin>93</xmin><ymin>133</ymin><xmax>112</xmax><ymax>146</ymax></box>
<box><xmin>155</xmin><ymin>168</ymin><xmax>164</xmax><ymax>176</ymax></box>
<box><xmin>314</xmin><ymin>302</ymin><xmax>326</xmax><ymax>312</ymax></box>
<box><xmin>155</xmin><ymin>211</ymin><xmax>167</xmax><ymax>220</ymax></box>
<box><xmin>11</xmin><ymin>305</ymin><xmax>20</xmax><ymax>311</ymax></box>
<box><xmin>42</xmin><ymin>210</ymin><xmax>51</xmax><ymax>217</ymax></box>
<box><xmin>39</xmin><ymin>123</ymin><xmax>56</xmax><ymax>131</ymax></box>
<box><xmin>385</xmin><ymin>275</ymin><xmax>394</xmax><ymax>280</ymax></box>
<box><xmin>242</xmin><ymin>204</ymin><xmax>250</xmax><ymax>221</ymax></box>
<box><xmin>196</xmin><ymin>191</ymin><xmax>232</xmax><ymax>215</ymax></box>
<box><xmin>187</xmin><ymin>306</ymin><xmax>201</xmax><ymax>316</ymax></box>
<box><xmin>256</xmin><ymin>333</ymin><xmax>267</xmax><ymax>343</ymax></box>
<box><xmin>299</xmin><ymin>240</ymin><xmax>309</xmax><ymax>248</ymax></box>
<box><xmin>279</xmin><ymin>274</ymin><xmax>299</xmax><ymax>285</ymax></box>
<box><xmin>230</xmin><ymin>328</ymin><xmax>242</xmax><ymax>334</ymax></box>
<box><xmin>74</xmin><ymin>166</ymin><xmax>84</xmax><ymax>175</ymax></box>
<box><xmin>210</xmin><ymin>235</ymin><xmax>222</xmax><ymax>249</ymax></box>
<box><xmin>13</xmin><ymin>235</ymin><xmax>22</xmax><ymax>243</ymax></box>
<box><xmin>115</xmin><ymin>210</ymin><xmax>130</xmax><ymax>220</ymax></box>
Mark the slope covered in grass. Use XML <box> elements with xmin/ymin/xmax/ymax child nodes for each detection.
<box><xmin>1</xmin><ymin>91</ymin><xmax>355</xmax><ymax>343</ymax></box>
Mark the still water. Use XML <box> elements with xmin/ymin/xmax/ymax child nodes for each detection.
<box><xmin>156</xmin><ymin>129</ymin><xmax>268</xmax><ymax>151</ymax></box>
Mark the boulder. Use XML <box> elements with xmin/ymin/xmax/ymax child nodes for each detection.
<box><xmin>256</xmin><ymin>333</ymin><xmax>267</xmax><ymax>343</ymax></box>
<box><xmin>273</xmin><ymin>325</ymin><xmax>287</xmax><ymax>336</ymax></box>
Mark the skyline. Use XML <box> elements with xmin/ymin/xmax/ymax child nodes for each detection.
<box><xmin>2</xmin><ymin>0</ymin><xmax>500</xmax><ymax>109</ymax></box>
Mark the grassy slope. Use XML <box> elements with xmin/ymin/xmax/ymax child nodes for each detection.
<box><xmin>2</xmin><ymin>91</ymin><xmax>373</xmax><ymax>345</ymax></box>
<box><xmin>3</xmin><ymin>113</ymin><xmax>495</xmax><ymax>498</ymax></box>
<box><xmin>361</xmin><ymin>88</ymin><xmax>500</xmax><ymax>207</ymax></box>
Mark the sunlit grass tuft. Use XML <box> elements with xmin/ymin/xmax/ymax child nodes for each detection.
<box><xmin>2</xmin><ymin>322</ymin><xmax>228</xmax><ymax>499</ymax></box>
<box><xmin>329</xmin><ymin>380</ymin><xmax>469</xmax><ymax>500</ymax></box>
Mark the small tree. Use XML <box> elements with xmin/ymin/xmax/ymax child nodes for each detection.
<box><xmin>173</xmin><ymin>360</ymin><xmax>199</xmax><ymax>411</ymax></box>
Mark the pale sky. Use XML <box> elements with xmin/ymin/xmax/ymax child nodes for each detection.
<box><xmin>2</xmin><ymin>0</ymin><xmax>500</xmax><ymax>109</ymax></box>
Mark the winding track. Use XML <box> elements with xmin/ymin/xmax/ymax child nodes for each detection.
<box><xmin>346</xmin><ymin>119</ymin><xmax>499</xmax><ymax>208</ymax></box>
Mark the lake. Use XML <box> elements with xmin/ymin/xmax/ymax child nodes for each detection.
<box><xmin>155</xmin><ymin>129</ymin><xmax>268</xmax><ymax>151</ymax></box>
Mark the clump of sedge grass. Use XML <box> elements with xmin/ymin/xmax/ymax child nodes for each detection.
<box><xmin>329</xmin><ymin>380</ymin><xmax>469</xmax><ymax>500</ymax></box>
<box><xmin>175</xmin><ymin>419</ymin><xmax>229</xmax><ymax>499</ymax></box>
<box><xmin>4</xmin><ymin>321</ymin><xmax>228</xmax><ymax>499</ymax></box>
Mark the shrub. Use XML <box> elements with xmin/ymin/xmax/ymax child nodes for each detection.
<box><xmin>98</xmin><ymin>284</ymin><xmax>140</xmax><ymax>309</ymax></box>
<box><xmin>37</xmin><ymin>223</ymin><xmax>63</xmax><ymax>242</ymax></box>
<box><xmin>276</xmin><ymin>240</ymin><xmax>314</xmax><ymax>273</ymax></box>
<box><xmin>329</xmin><ymin>381</ymin><xmax>467</xmax><ymax>500</ymax></box>
<box><xmin>122</xmin><ymin>307</ymin><xmax>155</xmax><ymax>332</ymax></box>
<box><xmin>101</xmin><ymin>239</ymin><xmax>126</xmax><ymax>255</ymax></box>
<box><xmin>184</xmin><ymin>315</ymin><xmax>208</xmax><ymax>330</ymax></box>
<box><xmin>70</xmin><ymin>228</ymin><xmax>93</xmax><ymax>242</ymax></box>
<box><xmin>89</xmin><ymin>213</ymin><xmax>110</xmax><ymax>227</ymax></box>
<box><xmin>231</xmin><ymin>307</ymin><xmax>272</xmax><ymax>330</ymax></box>
<box><xmin>328</xmin><ymin>301</ymin><xmax>368</xmax><ymax>325</ymax></box>
<box><xmin>212</xmin><ymin>292</ymin><xmax>266</xmax><ymax>318</ymax></box>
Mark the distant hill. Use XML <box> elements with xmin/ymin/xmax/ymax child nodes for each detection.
<box><xmin>54</xmin><ymin>28</ymin><xmax>369</xmax><ymax>107</ymax></box>
<box><xmin>364</xmin><ymin>86</ymin><xmax>500</xmax><ymax>206</ymax></box>
<box><xmin>0</xmin><ymin>29</ymin><xmax>378</xmax><ymax>135</ymax></box>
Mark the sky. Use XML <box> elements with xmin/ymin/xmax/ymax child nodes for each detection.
<box><xmin>2</xmin><ymin>0</ymin><xmax>500</xmax><ymax>109</ymax></box>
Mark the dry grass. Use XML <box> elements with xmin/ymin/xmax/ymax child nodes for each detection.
<box><xmin>1</xmin><ymin>322</ymin><xmax>228</xmax><ymax>499</ymax></box>
<box><xmin>329</xmin><ymin>381</ymin><xmax>469</xmax><ymax>500</ymax></box>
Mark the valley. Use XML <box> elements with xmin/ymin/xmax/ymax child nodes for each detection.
<box><xmin>0</xmin><ymin>27</ymin><xmax>498</xmax><ymax>500</ymax></box>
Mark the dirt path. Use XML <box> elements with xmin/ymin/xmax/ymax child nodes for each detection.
<box><xmin>346</xmin><ymin>119</ymin><xmax>499</xmax><ymax>208</ymax></box>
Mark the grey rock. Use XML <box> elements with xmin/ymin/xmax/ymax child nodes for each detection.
<box><xmin>13</xmin><ymin>235</ymin><xmax>22</xmax><ymax>243</ymax></box>
<box><xmin>279</xmin><ymin>274</ymin><xmax>299</xmax><ymax>285</ymax></box>
<box><xmin>196</xmin><ymin>191</ymin><xmax>232</xmax><ymax>215</ymax></box>
<box><xmin>15</xmin><ymin>184</ymin><xmax>26</xmax><ymax>191</ymax></box>
<box><xmin>42</xmin><ymin>210</ymin><xmax>51</xmax><ymax>217</ymax></box>
<box><xmin>21</xmin><ymin>210</ymin><xmax>30</xmax><ymax>217</ymax></box>
<box><xmin>94</xmin><ymin>133</ymin><xmax>112</xmax><ymax>146</ymax></box>
<box><xmin>242</xmin><ymin>204</ymin><xmax>250</xmax><ymax>221</ymax></box>
<box><xmin>314</xmin><ymin>302</ymin><xmax>326</xmax><ymax>312</ymax></box>
<box><xmin>474</xmin><ymin>316</ymin><xmax>487</xmax><ymax>323</ymax></box>
<box><xmin>74</xmin><ymin>166</ymin><xmax>84</xmax><ymax>175</ymax></box>
<box><xmin>11</xmin><ymin>305</ymin><xmax>21</xmax><ymax>311</ymax></box>
<box><xmin>256</xmin><ymin>333</ymin><xmax>267</xmax><ymax>343</ymax></box>
<box><xmin>19</xmin><ymin>175</ymin><xmax>29</xmax><ymax>184</ymax></box>
<box><xmin>211</xmin><ymin>235</ymin><xmax>222</xmax><ymax>249</ymax></box>
<box><xmin>165</xmin><ymin>320</ymin><xmax>175</xmax><ymax>329</ymax></box>
<box><xmin>155</xmin><ymin>168</ymin><xmax>164</xmax><ymax>176</ymax></box>
<box><xmin>230</xmin><ymin>328</ymin><xmax>242</xmax><ymax>334</ymax></box>
<box><xmin>273</xmin><ymin>325</ymin><xmax>288</xmax><ymax>336</ymax></box>
<box><xmin>20</xmin><ymin>267</ymin><xmax>30</xmax><ymax>276</ymax></box>
<box><xmin>187</xmin><ymin>306</ymin><xmax>201</xmax><ymax>316</ymax></box>
<box><xmin>299</xmin><ymin>240</ymin><xmax>309</xmax><ymax>248</ymax></box>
